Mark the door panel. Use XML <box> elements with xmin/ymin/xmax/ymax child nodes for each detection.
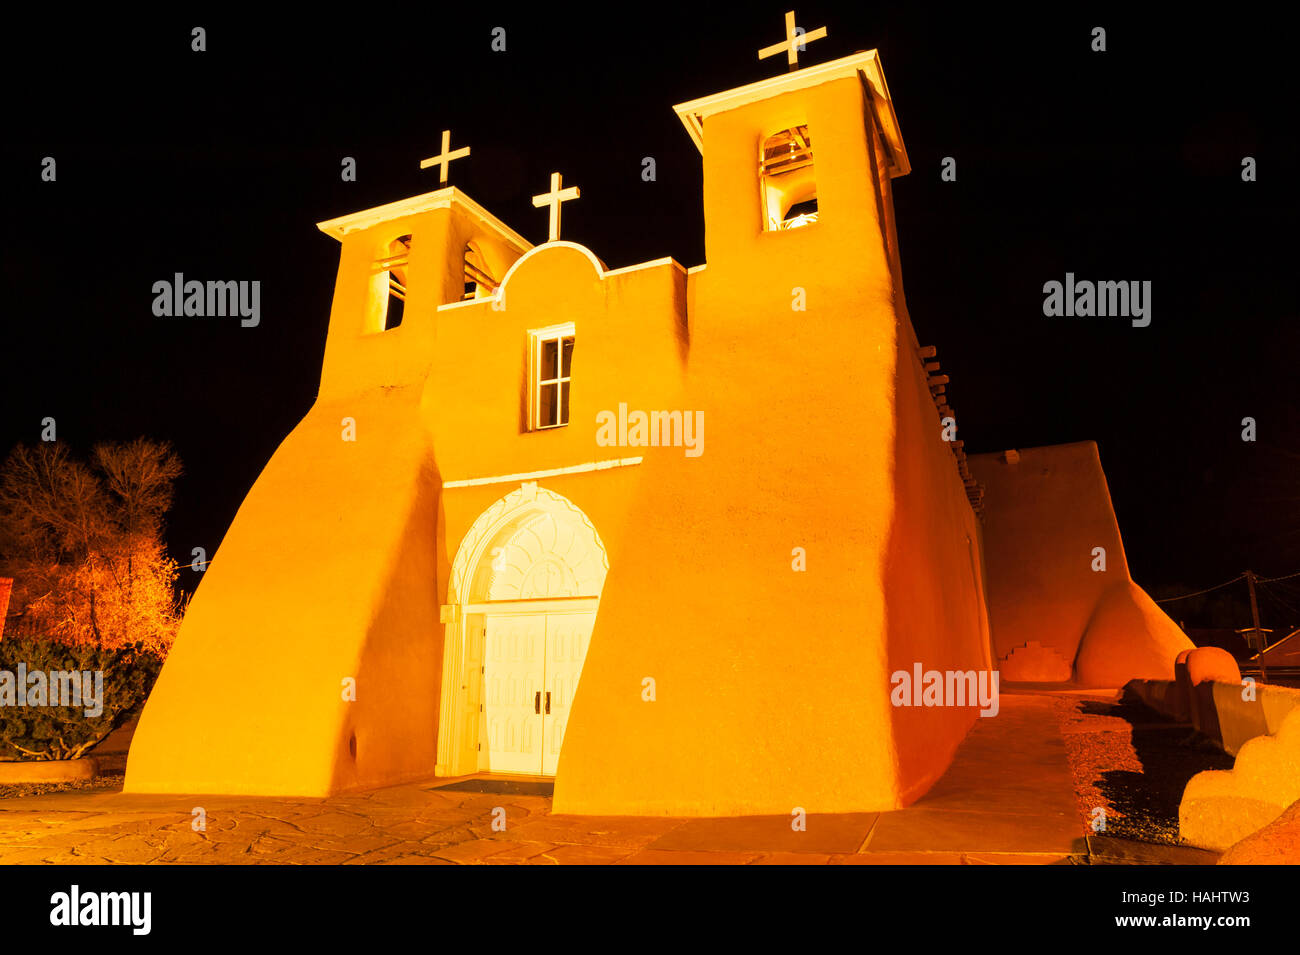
<box><xmin>483</xmin><ymin>614</ymin><xmax>546</xmax><ymax>774</ymax></box>
<box><xmin>464</xmin><ymin>615</ymin><xmax>486</xmax><ymax>773</ymax></box>
<box><xmin>542</xmin><ymin>611</ymin><xmax>596</xmax><ymax>776</ymax></box>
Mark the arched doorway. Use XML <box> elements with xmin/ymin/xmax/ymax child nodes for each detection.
<box><xmin>436</xmin><ymin>482</ymin><xmax>608</xmax><ymax>777</ymax></box>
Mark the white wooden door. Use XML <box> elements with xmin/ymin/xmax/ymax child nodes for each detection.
<box><xmin>483</xmin><ymin>613</ymin><xmax>546</xmax><ymax>774</ymax></box>
<box><xmin>464</xmin><ymin>615</ymin><xmax>486</xmax><ymax>773</ymax></box>
<box><xmin>541</xmin><ymin>611</ymin><xmax>596</xmax><ymax>776</ymax></box>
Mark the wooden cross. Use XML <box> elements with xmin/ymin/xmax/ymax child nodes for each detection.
<box><xmin>532</xmin><ymin>172</ymin><xmax>580</xmax><ymax>242</ymax></box>
<box><xmin>419</xmin><ymin>129</ymin><xmax>471</xmax><ymax>185</ymax></box>
<box><xmin>758</xmin><ymin>10</ymin><xmax>827</xmax><ymax>71</ymax></box>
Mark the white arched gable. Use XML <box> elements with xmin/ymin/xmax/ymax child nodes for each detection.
<box><xmin>494</xmin><ymin>240</ymin><xmax>608</xmax><ymax>297</ymax></box>
<box><xmin>447</xmin><ymin>481</ymin><xmax>609</xmax><ymax>607</ymax></box>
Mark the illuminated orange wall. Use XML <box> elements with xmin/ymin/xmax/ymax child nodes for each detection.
<box><xmin>874</xmin><ymin>98</ymin><xmax>992</xmax><ymax>803</ymax></box>
<box><xmin>969</xmin><ymin>443</ymin><xmax>1191</xmax><ymax>685</ymax></box>
<box><xmin>554</xmin><ymin>76</ymin><xmax>991</xmax><ymax>815</ymax></box>
<box><xmin>125</xmin><ymin>385</ymin><xmax>443</xmax><ymax>795</ymax></box>
<box><xmin>882</xmin><ymin>317</ymin><xmax>992</xmax><ymax>803</ymax></box>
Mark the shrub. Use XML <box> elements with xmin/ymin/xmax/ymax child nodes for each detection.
<box><xmin>0</xmin><ymin>634</ymin><xmax>163</xmax><ymax>761</ymax></box>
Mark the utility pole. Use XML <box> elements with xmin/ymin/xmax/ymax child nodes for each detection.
<box><xmin>1246</xmin><ymin>570</ymin><xmax>1268</xmax><ymax>684</ymax></box>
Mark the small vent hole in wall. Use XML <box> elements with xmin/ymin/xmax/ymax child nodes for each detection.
<box><xmin>348</xmin><ymin>733</ymin><xmax>357</xmax><ymax>760</ymax></box>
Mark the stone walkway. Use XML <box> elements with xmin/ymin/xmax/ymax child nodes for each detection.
<box><xmin>0</xmin><ymin>694</ymin><xmax>1171</xmax><ymax>865</ymax></box>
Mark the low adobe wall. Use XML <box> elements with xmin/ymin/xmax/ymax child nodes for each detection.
<box><xmin>0</xmin><ymin>758</ymin><xmax>99</xmax><ymax>783</ymax></box>
<box><xmin>1182</xmin><ymin>707</ymin><xmax>1300</xmax><ymax>851</ymax></box>
<box><xmin>1127</xmin><ymin>677</ymin><xmax>1300</xmax><ymax>850</ymax></box>
<box><xmin>1127</xmin><ymin>678</ymin><xmax>1300</xmax><ymax>756</ymax></box>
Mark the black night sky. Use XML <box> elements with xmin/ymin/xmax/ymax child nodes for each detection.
<box><xmin>3</xmin><ymin>7</ymin><xmax>1297</xmax><ymax>630</ymax></box>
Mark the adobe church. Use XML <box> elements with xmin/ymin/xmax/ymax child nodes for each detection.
<box><xmin>126</xmin><ymin>23</ymin><xmax>1191</xmax><ymax>814</ymax></box>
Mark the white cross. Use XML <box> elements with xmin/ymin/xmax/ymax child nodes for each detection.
<box><xmin>758</xmin><ymin>10</ymin><xmax>827</xmax><ymax>70</ymax></box>
<box><xmin>419</xmin><ymin>129</ymin><xmax>471</xmax><ymax>185</ymax></box>
<box><xmin>531</xmin><ymin>172</ymin><xmax>580</xmax><ymax>242</ymax></box>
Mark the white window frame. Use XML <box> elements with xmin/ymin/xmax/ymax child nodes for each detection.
<box><xmin>528</xmin><ymin>322</ymin><xmax>575</xmax><ymax>431</ymax></box>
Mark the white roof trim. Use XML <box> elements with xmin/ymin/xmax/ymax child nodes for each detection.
<box><xmin>672</xmin><ymin>49</ymin><xmax>910</xmax><ymax>178</ymax></box>
<box><xmin>316</xmin><ymin>187</ymin><xmax>533</xmax><ymax>251</ymax></box>
<box><xmin>443</xmin><ymin>456</ymin><xmax>644</xmax><ymax>488</ymax></box>
<box><xmin>604</xmin><ymin>256</ymin><xmax>686</xmax><ymax>278</ymax></box>
<box><xmin>436</xmin><ymin>297</ymin><xmax>487</xmax><ymax>313</ymax></box>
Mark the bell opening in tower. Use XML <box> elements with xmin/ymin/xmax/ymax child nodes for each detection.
<box><xmin>760</xmin><ymin>125</ymin><xmax>819</xmax><ymax>231</ymax></box>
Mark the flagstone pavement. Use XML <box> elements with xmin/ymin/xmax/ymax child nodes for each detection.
<box><xmin>0</xmin><ymin>695</ymin><xmax>1217</xmax><ymax>865</ymax></box>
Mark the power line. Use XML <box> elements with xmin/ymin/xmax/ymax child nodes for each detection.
<box><xmin>1257</xmin><ymin>581</ymin><xmax>1300</xmax><ymax>619</ymax></box>
<box><xmin>1154</xmin><ymin>574</ymin><xmax>1245</xmax><ymax>604</ymax></box>
<box><xmin>1262</xmin><ymin>577</ymin><xmax>1300</xmax><ymax>600</ymax></box>
<box><xmin>1258</xmin><ymin>569</ymin><xmax>1300</xmax><ymax>584</ymax></box>
<box><xmin>1154</xmin><ymin>565</ymin><xmax>1300</xmax><ymax>605</ymax></box>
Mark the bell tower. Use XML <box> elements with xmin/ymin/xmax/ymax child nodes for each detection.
<box><xmin>673</xmin><ymin>49</ymin><xmax>910</xmax><ymax>290</ymax></box>
<box><xmin>313</xmin><ymin>132</ymin><xmax>531</xmax><ymax>398</ymax></box>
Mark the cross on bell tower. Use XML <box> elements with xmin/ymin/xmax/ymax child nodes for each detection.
<box><xmin>420</xmin><ymin>129</ymin><xmax>471</xmax><ymax>185</ymax></box>
<box><xmin>531</xmin><ymin>172</ymin><xmax>581</xmax><ymax>242</ymax></box>
<box><xmin>758</xmin><ymin>10</ymin><xmax>827</xmax><ymax>71</ymax></box>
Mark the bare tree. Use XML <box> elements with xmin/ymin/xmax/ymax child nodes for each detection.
<box><xmin>0</xmin><ymin>441</ymin><xmax>183</xmax><ymax>651</ymax></box>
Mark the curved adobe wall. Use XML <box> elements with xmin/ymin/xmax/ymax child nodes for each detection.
<box><xmin>970</xmin><ymin>442</ymin><xmax>1191</xmax><ymax>685</ymax></box>
<box><xmin>1074</xmin><ymin>580</ymin><xmax>1192</xmax><ymax>686</ymax></box>
<box><xmin>126</xmin><ymin>388</ymin><xmax>442</xmax><ymax>795</ymax></box>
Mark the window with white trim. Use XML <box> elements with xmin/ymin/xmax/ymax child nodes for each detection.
<box><xmin>528</xmin><ymin>324</ymin><xmax>574</xmax><ymax>430</ymax></box>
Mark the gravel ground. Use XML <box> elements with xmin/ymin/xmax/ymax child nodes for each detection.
<box><xmin>1054</xmin><ymin>693</ymin><xmax>1235</xmax><ymax>845</ymax></box>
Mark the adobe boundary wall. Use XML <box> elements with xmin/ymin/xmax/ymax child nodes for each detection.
<box><xmin>1127</xmin><ymin>678</ymin><xmax>1300</xmax><ymax>756</ymax></box>
<box><xmin>1128</xmin><ymin>677</ymin><xmax>1300</xmax><ymax>851</ymax></box>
